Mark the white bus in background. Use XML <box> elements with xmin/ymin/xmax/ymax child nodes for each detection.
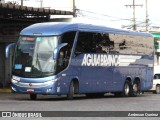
<box><xmin>149</xmin><ymin>33</ymin><xmax>160</xmax><ymax>94</ymax></box>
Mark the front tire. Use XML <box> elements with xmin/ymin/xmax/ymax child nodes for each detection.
<box><xmin>30</xmin><ymin>94</ymin><xmax>37</xmax><ymax>100</ymax></box>
<box><xmin>67</xmin><ymin>81</ymin><xmax>74</xmax><ymax>100</ymax></box>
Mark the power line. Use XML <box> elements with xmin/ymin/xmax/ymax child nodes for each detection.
<box><xmin>76</xmin><ymin>8</ymin><xmax>155</xmax><ymax>30</ymax></box>
<box><xmin>78</xmin><ymin>9</ymin><xmax>128</xmax><ymax>20</ymax></box>
<box><xmin>77</xmin><ymin>9</ymin><xmax>132</xmax><ymax>21</ymax></box>
<box><xmin>77</xmin><ymin>9</ymin><xmax>147</xmax><ymax>23</ymax></box>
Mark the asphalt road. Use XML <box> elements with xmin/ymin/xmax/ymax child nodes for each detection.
<box><xmin>0</xmin><ymin>92</ymin><xmax>160</xmax><ymax>120</ymax></box>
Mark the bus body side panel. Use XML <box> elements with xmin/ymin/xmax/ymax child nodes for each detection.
<box><xmin>71</xmin><ymin>54</ymin><xmax>124</xmax><ymax>94</ymax></box>
<box><xmin>55</xmin><ymin>68</ymin><xmax>76</xmax><ymax>95</ymax></box>
<box><xmin>70</xmin><ymin>32</ymin><xmax>154</xmax><ymax>94</ymax></box>
<box><xmin>79</xmin><ymin>66</ymin><xmax>114</xmax><ymax>93</ymax></box>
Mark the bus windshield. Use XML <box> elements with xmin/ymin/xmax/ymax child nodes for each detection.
<box><xmin>13</xmin><ymin>36</ymin><xmax>60</xmax><ymax>78</ymax></box>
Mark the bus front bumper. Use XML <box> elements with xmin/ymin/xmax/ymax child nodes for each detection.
<box><xmin>11</xmin><ymin>79</ymin><xmax>60</xmax><ymax>95</ymax></box>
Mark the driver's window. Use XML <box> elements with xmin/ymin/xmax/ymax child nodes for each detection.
<box><xmin>56</xmin><ymin>31</ymin><xmax>76</xmax><ymax>72</ymax></box>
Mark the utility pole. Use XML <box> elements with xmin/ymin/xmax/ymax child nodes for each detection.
<box><xmin>125</xmin><ymin>0</ymin><xmax>143</xmax><ymax>31</ymax></box>
<box><xmin>73</xmin><ymin>0</ymin><xmax>76</xmax><ymax>17</ymax></box>
<box><xmin>36</xmin><ymin>0</ymin><xmax>43</xmax><ymax>8</ymax></box>
<box><xmin>20</xmin><ymin>0</ymin><xmax>29</xmax><ymax>7</ymax></box>
<box><xmin>145</xmin><ymin>0</ymin><xmax>149</xmax><ymax>31</ymax></box>
<box><xmin>21</xmin><ymin>0</ymin><xmax>23</xmax><ymax>6</ymax></box>
<box><xmin>0</xmin><ymin>0</ymin><xmax>5</xmax><ymax>3</ymax></box>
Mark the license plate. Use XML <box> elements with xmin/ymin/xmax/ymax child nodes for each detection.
<box><xmin>27</xmin><ymin>88</ymin><xmax>34</xmax><ymax>92</ymax></box>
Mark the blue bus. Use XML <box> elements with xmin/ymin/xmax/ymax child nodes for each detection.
<box><xmin>6</xmin><ymin>22</ymin><xmax>154</xmax><ymax>100</ymax></box>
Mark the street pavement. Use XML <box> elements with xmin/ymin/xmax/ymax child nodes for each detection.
<box><xmin>0</xmin><ymin>92</ymin><xmax>160</xmax><ymax>120</ymax></box>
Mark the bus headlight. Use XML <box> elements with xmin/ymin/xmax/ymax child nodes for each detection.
<box><xmin>12</xmin><ymin>76</ymin><xmax>20</xmax><ymax>84</ymax></box>
<box><xmin>11</xmin><ymin>79</ymin><xmax>18</xmax><ymax>84</ymax></box>
<box><xmin>12</xmin><ymin>76</ymin><xmax>20</xmax><ymax>81</ymax></box>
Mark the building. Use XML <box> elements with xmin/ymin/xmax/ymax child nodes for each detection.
<box><xmin>0</xmin><ymin>2</ymin><xmax>73</xmax><ymax>87</ymax></box>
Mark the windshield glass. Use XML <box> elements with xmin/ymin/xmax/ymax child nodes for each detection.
<box><xmin>13</xmin><ymin>36</ymin><xmax>60</xmax><ymax>78</ymax></box>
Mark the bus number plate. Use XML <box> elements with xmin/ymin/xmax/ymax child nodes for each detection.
<box><xmin>27</xmin><ymin>88</ymin><xmax>34</xmax><ymax>92</ymax></box>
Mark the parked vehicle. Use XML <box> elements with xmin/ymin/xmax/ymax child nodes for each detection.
<box><xmin>150</xmin><ymin>65</ymin><xmax>160</xmax><ymax>94</ymax></box>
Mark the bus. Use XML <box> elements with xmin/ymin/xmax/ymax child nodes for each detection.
<box><xmin>6</xmin><ymin>22</ymin><xmax>154</xmax><ymax>100</ymax></box>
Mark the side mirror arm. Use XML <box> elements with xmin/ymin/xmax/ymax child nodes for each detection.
<box><xmin>53</xmin><ymin>43</ymin><xmax>68</xmax><ymax>60</ymax></box>
<box><xmin>5</xmin><ymin>43</ymin><xmax>15</xmax><ymax>58</ymax></box>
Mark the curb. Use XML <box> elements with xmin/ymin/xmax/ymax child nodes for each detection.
<box><xmin>0</xmin><ymin>89</ymin><xmax>11</xmax><ymax>93</ymax></box>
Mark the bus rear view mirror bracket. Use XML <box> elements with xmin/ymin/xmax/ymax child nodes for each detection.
<box><xmin>53</xmin><ymin>43</ymin><xmax>68</xmax><ymax>60</ymax></box>
<box><xmin>5</xmin><ymin>43</ymin><xmax>15</xmax><ymax>58</ymax></box>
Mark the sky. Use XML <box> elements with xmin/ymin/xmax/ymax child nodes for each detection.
<box><xmin>4</xmin><ymin>0</ymin><xmax>160</xmax><ymax>29</ymax></box>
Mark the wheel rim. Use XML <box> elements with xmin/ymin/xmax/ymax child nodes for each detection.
<box><xmin>125</xmin><ymin>83</ymin><xmax>129</xmax><ymax>95</ymax></box>
<box><xmin>133</xmin><ymin>84</ymin><xmax>138</xmax><ymax>93</ymax></box>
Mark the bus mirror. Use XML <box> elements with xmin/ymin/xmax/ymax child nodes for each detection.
<box><xmin>5</xmin><ymin>43</ymin><xmax>15</xmax><ymax>58</ymax></box>
<box><xmin>53</xmin><ymin>43</ymin><xmax>68</xmax><ymax>60</ymax></box>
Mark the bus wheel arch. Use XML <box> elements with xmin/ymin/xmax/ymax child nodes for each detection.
<box><xmin>67</xmin><ymin>78</ymin><xmax>79</xmax><ymax>100</ymax></box>
<box><xmin>72</xmin><ymin>78</ymin><xmax>79</xmax><ymax>94</ymax></box>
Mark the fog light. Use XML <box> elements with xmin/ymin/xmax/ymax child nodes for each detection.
<box><xmin>46</xmin><ymin>88</ymin><xmax>52</xmax><ymax>92</ymax></box>
<box><xmin>11</xmin><ymin>87</ymin><xmax>16</xmax><ymax>92</ymax></box>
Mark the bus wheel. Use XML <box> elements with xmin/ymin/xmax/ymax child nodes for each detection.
<box><xmin>67</xmin><ymin>81</ymin><xmax>74</xmax><ymax>100</ymax></box>
<box><xmin>156</xmin><ymin>85</ymin><xmax>160</xmax><ymax>94</ymax></box>
<box><xmin>131</xmin><ymin>82</ymin><xmax>139</xmax><ymax>97</ymax></box>
<box><xmin>122</xmin><ymin>80</ymin><xmax>131</xmax><ymax>97</ymax></box>
<box><xmin>30</xmin><ymin>94</ymin><xmax>37</xmax><ymax>100</ymax></box>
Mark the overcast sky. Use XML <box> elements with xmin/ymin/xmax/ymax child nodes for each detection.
<box><xmin>4</xmin><ymin>0</ymin><xmax>160</xmax><ymax>29</ymax></box>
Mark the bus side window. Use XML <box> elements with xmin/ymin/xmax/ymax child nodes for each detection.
<box><xmin>75</xmin><ymin>32</ymin><xmax>89</xmax><ymax>56</ymax></box>
<box><xmin>75</xmin><ymin>32</ymin><xmax>116</xmax><ymax>56</ymax></box>
<box><xmin>75</xmin><ymin>32</ymin><xmax>99</xmax><ymax>56</ymax></box>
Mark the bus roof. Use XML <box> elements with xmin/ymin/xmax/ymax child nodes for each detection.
<box><xmin>20</xmin><ymin>22</ymin><xmax>152</xmax><ymax>37</ymax></box>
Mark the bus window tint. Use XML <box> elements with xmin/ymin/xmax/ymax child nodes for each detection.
<box><xmin>75</xmin><ymin>32</ymin><xmax>153</xmax><ymax>56</ymax></box>
<box><xmin>110</xmin><ymin>34</ymin><xmax>153</xmax><ymax>55</ymax></box>
<box><xmin>75</xmin><ymin>32</ymin><xmax>115</xmax><ymax>55</ymax></box>
<box><xmin>75</xmin><ymin>32</ymin><xmax>95</xmax><ymax>55</ymax></box>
